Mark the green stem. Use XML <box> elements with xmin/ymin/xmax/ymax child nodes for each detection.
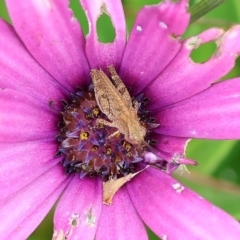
<box><xmin>190</xmin><ymin>0</ymin><xmax>225</xmax><ymax>23</ymax></box>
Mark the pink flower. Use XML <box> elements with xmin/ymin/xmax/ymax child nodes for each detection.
<box><xmin>1</xmin><ymin>0</ymin><xmax>240</xmax><ymax>239</ymax></box>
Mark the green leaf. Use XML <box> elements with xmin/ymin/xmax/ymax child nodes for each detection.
<box><xmin>187</xmin><ymin>140</ymin><xmax>237</xmax><ymax>175</ymax></box>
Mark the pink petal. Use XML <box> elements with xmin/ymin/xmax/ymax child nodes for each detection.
<box><xmin>0</xmin><ymin>89</ymin><xmax>58</xmax><ymax>142</ymax></box>
<box><xmin>0</xmin><ymin>19</ymin><xmax>68</xmax><ymax>111</ymax></box>
<box><xmin>0</xmin><ymin>139</ymin><xmax>60</xmax><ymax>198</ymax></box>
<box><xmin>127</xmin><ymin>167</ymin><xmax>240</xmax><ymax>239</ymax></box>
<box><xmin>6</xmin><ymin>0</ymin><xmax>90</xmax><ymax>92</ymax></box>
<box><xmin>81</xmin><ymin>0</ymin><xmax>126</xmax><ymax>69</ymax></box>
<box><xmin>0</xmin><ymin>139</ymin><xmax>58</xmax><ymax>164</ymax></box>
<box><xmin>152</xmin><ymin>135</ymin><xmax>189</xmax><ymax>161</ymax></box>
<box><xmin>53</xmin><ymin>176</ymin><xmax>102</xmax><ymax>240</ymax></box>
<box><xmin>0</xmin><ymin>165</ymin><xmax>71</xmax><ymax>238</ymax></box>
<box><xmin>95</xmin><ymin>186</ymin><xmax>148</xmax><ymax>240</ymax></box>
<box><xmin>154</xmin><ymin>78</ymin><xmax>240</xmax><ymax>139</ymax></box>
<box><xmin>119</xmin><ymin>0</ymin><xmax>190</xmax><ymax>94</ymax></box>
<box><xmin>6</xmin><ymin>182</ymin><xmax>69</xmax><ymax>240</ymax></box>
<box><xmin>145</xmin><ymin>26</ymin><xmax>240</xmax><ymax>109</ymax></box>
<box><xmin>143</xmin><ymin>135</ymin><xmax>194</xmax><ymax>173</ymax></box>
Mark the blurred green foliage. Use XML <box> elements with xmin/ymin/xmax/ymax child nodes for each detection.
<box><xmin>1</xmin><ymin>0</ymin><xmax>240</xmax><ymax>239</ymax></box>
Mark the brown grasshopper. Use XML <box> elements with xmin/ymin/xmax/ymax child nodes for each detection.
<box><xmin>90</xmin><ymin>65</ymin><xmax>147</xmax><ymax>148</ymax></box>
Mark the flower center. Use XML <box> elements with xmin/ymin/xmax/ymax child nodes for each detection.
<box><xmin>56</xmin><ymin>68</ymin><xmax>157</xmax><ymax>181</ymax></box>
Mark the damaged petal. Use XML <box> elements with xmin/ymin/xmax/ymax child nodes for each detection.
<box><xmin>69</xmin><ymin>213</ymin><xmax>79</xmax><ymax>228</ymax></box>
<box><xmin>172</xmin><ymin>182</ymin><xmax>185</xmax><ymax>193</ymax></box>
<box><xmin>186</xmin><ymin>28</ymin><xmax>224</xmax><ymax>50</ymax></box>
<box><xmin>81</xmin><ymin>0</ymin><xmax>126</xmax><ymax>68</ymax></box>
<box><xmin>136</xmin><ymin>25</ymin><xmax>143</xmax><ymax>32</ymax></box>
<box><xmin>100</xmin><ymin>3</ymin><xmax>108</xmax><ymax>15</ymax></box>
<box><xmin>119</xmin><ymin>0</ymin><xmax>190</xmax><ymax>94</ymax></box>
<box><xmin>185</xmin><ymin>36</ymin><xmax>201</xmax><ymax>50</ymax></box>
<box><xmin>159</xmin><ymin>21</ymin><xmax>168</xmax><ymax>29</ymax></box>
<box><xmin>161</xmin><ymin>234</ymin><xmax>168</xmax><ymax>240</ymax></box>
<box><xmin>52</xmin><ymin>230</ymin><xmax>65</xmax><ymax>240</ymax></box>
<box><xmin>52</xmin><ymin>213</ymin><xmax>80</xmax><ymax>240</ymax></box>
<box><xmin>86</xmin><ymin>208</ymin><xmax>96</xmax><ymax>227</ymax></box>
<box><xmin>146</xmin><ymin>26</ymin><xmax>240</xmax><ymax>110</ymax></box>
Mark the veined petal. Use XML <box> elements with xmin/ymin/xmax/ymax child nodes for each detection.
<box><xmin>95</xmin><ymin>187</ymin><xmax>148</xmax><ymax>240</ymax></box>
<box><xmin>6</xmin><ymin>0</ymin><xmax>90</xmax><ymax>91</ymax></box>
<box><xmin>145</xmin><ymin>26</ymin><xmax>240</xmax><ymax>109</ymax></box>
<box><xmin>0</xmin><ymin>89</ymin><xmax>58</xmax><ymax>142</ymax></box>
<box><xmin>0</xmin><ymin>139</ymin><xmax>60</xmax><ymax>198</ymax></box>
<box><xmin>153</xmin><ymin>78</ymin><xmax>240</xmax><ymax>139</ymax></box>
<box><xmin>0</xmin><ymin>165</ymin><xmax>70</xmax><ymax>238</ymax></box>
<box><xmin>81</xmin><ymin>0</ymin><xmax>126</xmax><ymax>69</ymax></box>
<box><xmin>53</xmin><ymin>176</ymin><xmax>102</xmax><ymax>240</ymax></box>
<box><xmin>119</xmin><ymin>0</ymin><xmax>190</xmax><ymax>94</ymax></box>
<box><xmin>0</xmin><ymin>19</ymin><xmax>68</xmax><ymax>111</ymax></box>
<box><xmin>5</xmin><ymin>182</ymin><xmax>69</xmax><ymax>240</ymax></box>
<box><xmin>127</xmin><ymin>167</ymin><xmax>240</xmax><ymax>240</ymax></box>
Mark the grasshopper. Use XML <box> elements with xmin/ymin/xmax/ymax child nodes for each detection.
<box><xmin>90</xmin><ymin>65</ymin><xmax>147</xmax><ymax>148</ymax></box>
